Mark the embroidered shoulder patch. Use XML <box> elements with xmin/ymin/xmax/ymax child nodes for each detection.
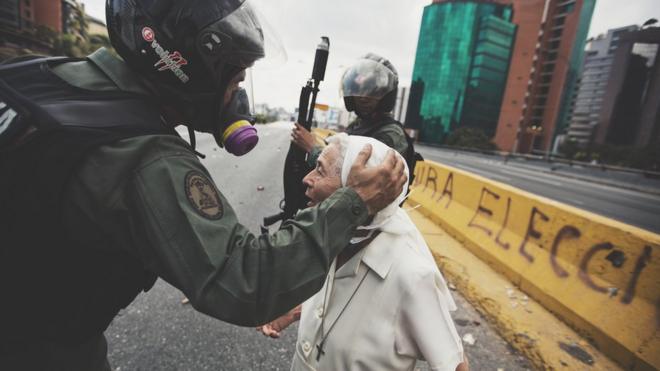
<box><xmin>184</xmin><ymin>171</ymin><xmax>223</xmax><ymax>220</ymax></box>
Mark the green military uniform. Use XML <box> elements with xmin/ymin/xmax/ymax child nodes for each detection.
<box><xmin>344</xmin><ymin>115</ymin><xmax>409</xmax><ymax>155</ymax></box>
<box><xmin>307</xmin><ymin>115</ymin><xmax>409</xmax><ymax>168</ymax></box>
<box><xmin>6</xmin><ymin>48</ymin><xmax>369</xmax><ymax>369</ymax></box>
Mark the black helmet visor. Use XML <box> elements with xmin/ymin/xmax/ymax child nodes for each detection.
<box><xmin>198</xmin><ymin>1</ymin><xmax>266</xmax><ymax>69</ymax></box>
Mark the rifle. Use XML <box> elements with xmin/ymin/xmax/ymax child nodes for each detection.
<box><xmin>262</xmin><ymin>37</ymin><xmax>330</xmax><ymax>230</ymax></box>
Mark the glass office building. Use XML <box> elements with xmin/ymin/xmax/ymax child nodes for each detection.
<box><xmin>406</xmin><ymin>0</ymin><xmax>515</xmax><ymax>143</ymax></box>
<box><xmin>553</xmin><ymin>0</ymin><xmax>597</xmax><ymax>142</ymax></box>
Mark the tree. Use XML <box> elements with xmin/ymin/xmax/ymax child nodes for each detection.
<box><xmin>558</xmin><ymin>138</ymin><xmax>580</xmax><ymax>159</ymax></box>
<box><xmin>445</xmin><ymin>127</ymin><xmax>498</xmax><ymax>151</ymax></box>
<box><xmin>52</xmin><ymin>33</ymin><xmax>82</xmax><ymax>57</ymax></box>
<box><xmin>624</xmin><ymin>145</ymin><xmax>660</xmax><ymax>171</ymax></box>
<box><xmin>85</xmin><ymin>34</ymin><xmax>115</xmax><ymax>56</ymax></box>
<box><xmin>64</xmin><ymin>4</ymin><xmax>88</xmax><ymax>41</ymax></box>
<box><xmin>255</xmin><ymin>114</ymin><xmax>269</xmax><ymax>124</ymax></box>
<box><xmin>8</xmin><ymin>4</ymin><xmax>114</xmax><ymax>60</ymax></box>
<box><xmin>34</xmin><ymin>26</ymin><xmax>58</xmax><ymax>46</ymax></box>
<box><xmin>581</xmin><ymin>143</ymin><xmax>660</xmax><ymax>171</ymax></box>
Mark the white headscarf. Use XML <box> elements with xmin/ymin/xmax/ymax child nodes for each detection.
<box><xmin>327</xmin><ymin>134</ymin><xmax>457</xmax><ymax>311</ymax></box>
<box><xmin>327</xmin><ymin>133</ymin><xmax>413</xmax><ymax>243</ymax></box>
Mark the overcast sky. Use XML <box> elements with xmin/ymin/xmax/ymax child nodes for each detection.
<box><xmin>82</xmin><ymin>0</ymin><xmax>658</xmax><ymax>110</ymax></box>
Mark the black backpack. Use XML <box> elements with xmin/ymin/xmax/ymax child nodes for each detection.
<box><xmin>402</xmin><ymin>129</ymin><xmax>424</xmax><ymax>186</ymax></box>
<box><xmin>360</xmin><ymin>120</ymin><xmax>423</xmax><ymax>186</ymax></box>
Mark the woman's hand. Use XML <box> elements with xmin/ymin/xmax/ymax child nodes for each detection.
<box><xmin>256</xmin><ymin>305</ymin><xmax>302</xmax><ymax>339</ymax></box>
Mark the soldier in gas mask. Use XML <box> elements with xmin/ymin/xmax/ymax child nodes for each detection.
<box><xmin>0</xmin><ymin>1</ymin><xmax>406</xmax><ymax>369</ymax></box>
<box><xmin>292</xmin><ymin>53</ymin><xmax>418</xmax><ymax>176</ymax></box>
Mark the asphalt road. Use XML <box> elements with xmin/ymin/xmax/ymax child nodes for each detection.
<box><xmin>106</xmin><ymin>122</ymin><xmax>532</xmax><ymax>371</ymax></box>
<box><xmin>416</xmin><ymin>144</ymin><xmax>660</xmax><ymax>233</ymax></box>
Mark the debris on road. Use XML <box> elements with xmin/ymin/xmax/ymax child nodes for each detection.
<box><xmin>454</xmin><ymin>318</ymin><xmax>470</xmax><ymax>327</ymax></box>
<box><xmin>558</xmin><ymin>341</ymin><xmax>594</xmax><ymax>365</ymax></box>
<box><xmin>607</xmin><ymin>287</ymin><xmax>619</xmax><ymax>297</ymax></box>
<box><xmin>462</xmin><ymin>333</ymin><xmax>476</xmax><ymax>346</ymax></box>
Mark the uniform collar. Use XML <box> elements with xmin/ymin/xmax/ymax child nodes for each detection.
<box><xmin>87</xmin><ymin>48</ymin><xmax>152</xmax><ymax>95</ymax></box>
<box><xmin>334</xmin><ymin>232</ymin><xmax>397</xmax><ymax>280</ymax></box>
<box><xmin>357</xmin><ymin>113</ymin><xmax>393</xmax><ymax>126</ymax></box>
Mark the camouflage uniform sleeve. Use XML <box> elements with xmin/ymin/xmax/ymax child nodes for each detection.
<box><xmin>127</xmin><ymin>142</ymin><xmax>368</xmax><ymax>326</ymax></box>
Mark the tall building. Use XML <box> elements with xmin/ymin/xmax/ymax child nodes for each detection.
<box><xmin>33</xmin><ymin>0</ymin><xmax>64</xmax><ymax>33</ymax></box>
<box><xmin>0</xmin><ymin>0</ymin><xmax>83</xmax><ymax>35</ymax></box>
<box><xmin>596</xmin><ymin>27</ymin><xmax>660</xmax><ymax>148</ymax></box>
<box><xmin>1</xmin><ymin>0</ymin><xmax>89</xmax><ymax>60</ymax></box>
<box><xmin>0</xmin><ymin>0</ymin><xmax>20</xmax><ymax>30</ymax></box>
<box><xmin>1</xmin><ymin>0</ymin><xmax>58</xmax><ymax>57</ymax></box>
<box><xmin>406</xmin><ymin>0</ymin><xmax>516</xmax><ymax>144</ymax></box>
<box><xmin>393</xmin><ymin>86</ymin><xmax>409</xmax><ymax>124</ymax></box>
<box><xmin>566</xmin><ymin>26</ymin><xmax>639</xmax><ymax>146</ymax></box>
<box><xmin>494</xmin><ymin>0</ymin><xmax>596</xmax><ymax>153</ymax></box>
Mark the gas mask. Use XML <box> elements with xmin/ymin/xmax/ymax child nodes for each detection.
<box><xmin>213</xmin><ymin>88</ymin><xmax>258</xmax><ymax>156</ymax></box>
<box><xmin>345</xmin><ymin>96</ymin><xmax>379</xmax><ymax>119</ymax></box>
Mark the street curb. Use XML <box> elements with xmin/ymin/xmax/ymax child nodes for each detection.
<box><xmin>416</xmin><ymin>144</ymin><xmax>660</xmax><ymax>190</ymax></box>
<box><xmin>409</xmin><ymin>160</ymin><xmax>660</xmax><ymax>370</ymax></box>
<box><xmin>406</xmin><ymin>206</ymin><xmax>623</xmax><ymax>371</ymax></box>
<box><xmin>417</xmin><ymin>146</ymin><xmax>660</xmax><ymax>196</ymax></box>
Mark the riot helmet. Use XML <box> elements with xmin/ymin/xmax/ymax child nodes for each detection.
<box><xmin>340</xmin><ymin>53</ymin><xmax>398</xmax><ymax>118</ymax></box>
<box><xmin>106</xmin><ymin>0</ymin><xmax>274</xmax><ymax>155</ymax></box>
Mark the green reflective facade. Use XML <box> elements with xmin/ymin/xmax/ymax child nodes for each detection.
<box><xmin>406</xmin><ymin>1</ymin><xmax>515</xmax><ymax>143</ymax></box>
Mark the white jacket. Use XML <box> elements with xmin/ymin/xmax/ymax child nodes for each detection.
<box><xmin>291</xmin><ymin>211</ymin><xmax>464</xmax><ymax>371</ymax></box>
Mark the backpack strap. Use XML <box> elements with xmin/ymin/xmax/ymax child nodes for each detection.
<box><xmin>0</xmin><ymin>76</ymin><xmax>60</xmax><ymax>148</ymax></box>
<box><xmin>0</xmin><ymin>56</ymin><xmax>173</xmax><ymax>144</ymax></box>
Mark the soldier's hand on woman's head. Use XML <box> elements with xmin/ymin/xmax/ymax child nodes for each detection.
<box><xmin>346</xmin><ymin>144</ymin><xmax>407</xmax><ymax>216</ymax></box>
<box><xmin>291</xmin><ymin>123</ymin><xmax>316</xmax><ymax>153</ymax></box>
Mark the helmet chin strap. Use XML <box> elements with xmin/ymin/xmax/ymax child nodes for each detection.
<box><xmin>158</xmin><ymin>104</ymin><xmax>208</xmax><ymax>158</ymax></box>
<box><xmin>187</xmin><ymin>126</ymin><xmax>207</xmax><ymax>159</ymax></box>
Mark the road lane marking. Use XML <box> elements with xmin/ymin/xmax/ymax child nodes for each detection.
<box><xmin>453</xmin><ymin>164</ymin><xmax>512</xmax><ymax>182</ymax></box>
<box><xmin>564</xmin><ymin>198</ymin><xmax>586</xmax><ymax>206</ymax></box>
<box><xmin>499</xmin><ymin>169</ymin><xmax>564</xmax><ymax>187</ymax></box>
<box><xmin>500</xmin><ymin>164</ymin><xmax>660</xmax><ymax>201</ymax></box>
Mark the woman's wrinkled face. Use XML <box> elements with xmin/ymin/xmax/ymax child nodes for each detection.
<box><xmin>302</xmin><ymin>144</ymin><xmax>342</xmax><ymax>207</ymax></box>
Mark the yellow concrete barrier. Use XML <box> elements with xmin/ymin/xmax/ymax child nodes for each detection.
<box><xmin>311</xmin><ymin>127</ymin><xmax>335</xmax><ymax>146</ymax></box>
<box><xmin>409</xmin><ymin>160</ymin><xmax>660</xmax><ymax>370</ymax></box>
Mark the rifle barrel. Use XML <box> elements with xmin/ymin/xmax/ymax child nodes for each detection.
<box><xmin>311</xmin><ymin>37</ymin><xmax>329</xmax><ymax>82</ymax></box>
<box><xmin>263</xmin><ymin>36</ymin><xmax>330</xmax><ymax>230</ymax></box>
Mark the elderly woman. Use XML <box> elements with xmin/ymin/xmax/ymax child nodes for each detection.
<box><xmin>259</xmin><ymin>134</ymin><xmax>468</xmax><ymax>371</ymax></box>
